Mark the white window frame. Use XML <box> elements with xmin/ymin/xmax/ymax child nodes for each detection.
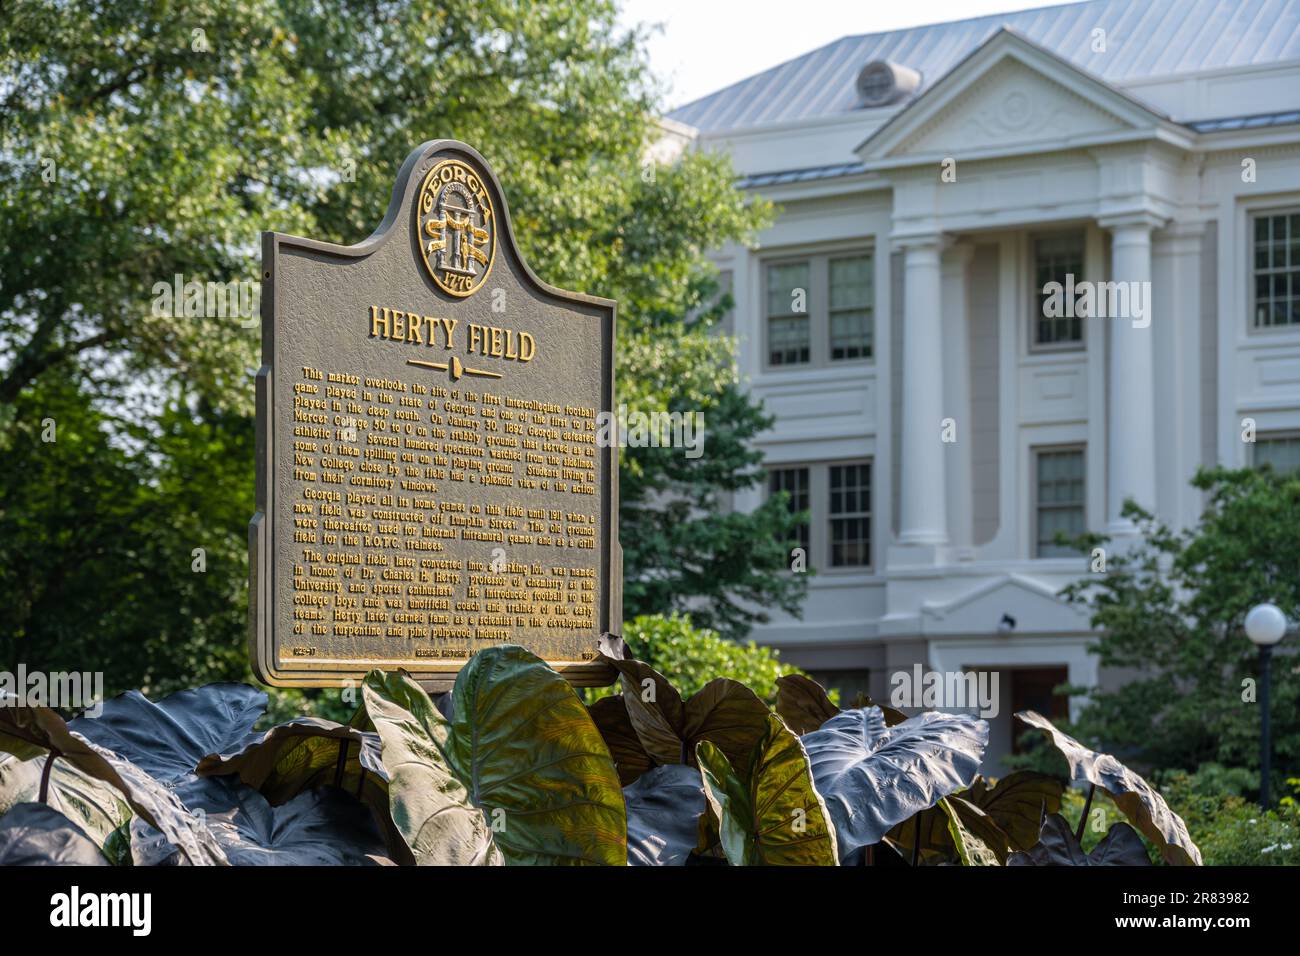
<box><xmin>761</xmin><ymin>244</ymin><xmax>875</xmax><ymax>371</ymax></box>
<box><xmin>767</xmin><ymin>459</ymin><xmax>873</xmax><ymax>572</ymax></box>
<box><xmin>1032</xmin><ymin>444</ymin><xmax>1086</xmax><ymax>558</ymax></box>
<box><xmin>1249</xmin><ymin>208</ymin><xmax>1300</xmax><ymax>331</ymax></box>
<box><xmin>1252</xmin><ymin>430</ymin><xmax>1300</xmax><ymax>473</ymax></box>
<box><xmin>1028</xmin><ymin>230</ymin><xmax>1087</xmax><ymax>354</ymax></box>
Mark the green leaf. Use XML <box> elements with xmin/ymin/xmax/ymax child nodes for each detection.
<box><xmin>963</xmin><ymin>771</ymin><xmax>1064</xmax><ymax>852</ymax></box>
<box><xmin>696</xmin><ymin>713</ymin><xmax>838</xmax><ymax>866</ymax></box>
<box><xmin>197</xmin><ymin>717</ymin><xmax>384</xmax><ymax>801</ymax></box>
<box><xmin>0</xmin><ymin>754</ymin><xmax>132</xmax><ymax>866</ymax></box>
<box><xmin>1016</xmin><ymin>711</ymin><xmax>1201</xmax><ymax>865</ymax></box>
<box><xmin>775</xmin><ymin>674</ymin><xmax>839</xmax><ymax>734</ymax></box>
<box><xmin>944</xmin><ymin>796</ymin><xmax>1009</xmax><ymax>866</ymax></box>
<box><xmin>600</xmin><ymin>642</ymin><xmax>771</xmax><ymax>772</ymax></box>
<box><xmin>361</xmin><ymin>671</ymin><xmax>500</xmax><ymax>866</ymax></box>
<box><xmin>588</xmin><ymin>696</ymin><xmax>655</xmax><ymax>786</ymax></box>
<box><xmin>446</xmin><ymin>646</ymin><xmax>626</xmax><ymax>865</ymax></box>
<box><xmin>0</xmin><ymin>693</ymin><xmax>227</xmax><ymax>865</ymax></box>
<box><xmin>363</xmin><ymin>645</ymin><xmax>627</xmax><ymax>865</ymax></box>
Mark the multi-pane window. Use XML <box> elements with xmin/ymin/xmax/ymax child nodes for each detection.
<box><xmin>766</xmin><ymin>262</ymin><xmax>810</xmax><ymax>365</ymax></box>
<box><xmin>1253</xmin><ymin>212</ymin><xmax>1300</xmax><ymax>328</ymax></box>
<box><xmin>767</xmin><ymin>461</ymin><xmax>873</xmax><ymax>570</ymax></box>
<box><xmin>768</xmin><ymin>466</ymin><xmax>810</xmax><ymax>554</ymax></box>
<box><xmin>764</xmin><ymin>251</ymin><xmax>874</xmax><ymax>367</ymax></box>
<box><xmin>829</xmin><ymin>256</ymin><xmax>873</xmax><ymax>360</ymax></box>
<box><xmin>1035</xmin><ymin>448</ymin><xmax>1085</xmax><ymax>557</ymax></box>
<box><xmin>1033</xmin><ymin>233</ymin><xmax>1084</xmax><ymax>347</ymax></box>
<box><xmin>829</xmin><ymin>463</ymin><xmax>871</xmax><ymax>567</ymax></box>
<box><xmin>1254</xmin><ymin>434</ymin><xmax>1300</xmax><ymax>474</ymax></box>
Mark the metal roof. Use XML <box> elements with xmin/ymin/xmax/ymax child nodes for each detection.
<box><xmin>667</xmin><ymin>0</ymin><xmax>1300</xmax><ymax>132</ymax></box>
<box><xmin>734</xmin><ymin>161</ymin><xmax>870</xmax><ymax>189</ymax></box>
<box><xmin>1188</xmin><ymin>109</ymin><xmax>1300</xmax><ymax>132</ymax></box>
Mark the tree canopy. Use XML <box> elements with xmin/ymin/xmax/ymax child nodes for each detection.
<box><xmin>1060</xmin><ymin>466</ymin><xmax>1300</xmax><ymax>785</ymax></box>
<box><xmin>0</xmin><ymin>0</ymin><xmax>805</xmax><ymax>693</ymax></box>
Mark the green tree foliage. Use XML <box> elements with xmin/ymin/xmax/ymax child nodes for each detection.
<box><xmin>0</xmin><ymin>0</ymin><xmax>806</xmax><ymax>689</ymax></box>
<box><xmin>0</xmin><ymin>376</ymin><xmax>251</xmax><ymax>693</ymax></box>
<box><xmin>1059</xmin><ymin>467</ymin><xmax>1300</xmax><ymax>784</ymax></box>
<box><xmin>611</xmin><ymin>613</ymin><xmax>805</xmax><ymax>706</ymax></box>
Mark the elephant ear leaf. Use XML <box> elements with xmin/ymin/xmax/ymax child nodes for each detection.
<box><xmin>588</xmin><ymin>696</ymin><xmax>655</xmax><ymax>786</ymax></box>
<box><xmin>804</xmin><ymin>707</ymin><xmax>988</xmax><ymax>862</ymax></box>
<box><xmin>1</xmin><ymin>754</ymin><xmax>133</xmax><ymax>865</ymax></box>
<box><xmin>696</xmin><ymin>713</ymin><xmax>838</xmax><ymax>866</ymax></box>
<box><xmin>624</xmin><ymin>764</ymin><xmax>706</xmax><ymax>866</ymax></box>
<box><xmin>198</xmin><ymin>717</ymin><xmax>387</xmax><ymax>792</ymax></box>
<box><xmin>69</xmin><ymin>683</ymin><xmax>267</xmax><ymax>783</ymax></box>
<box><xmin>1086</xmin><ymin>822</ymin><xmax>1153</xmax><ymax>866</ymax></box>
<box><xmin>362</xmin><ymin>670</ymin><xmax>500</xmax><ymax>865</ymax></box>
<box><xmin>963</xmin><ymin>771</ymin><xmax>1064</xmax><ymax>852</ymax></box>
<box><xmin>599</xmin><ymin>650</ymin><xmax>769</xmax><ymax>771</ymax></box>
<box><xmin>888</xmin><ymin>792</ymin><xmax>1015</xmax><ymax>865</ymax></box>
<box><xmin>775</xmin><ymin>674</ymin><xmax>839</xmax><ymax>734</ymax></box>
<box><xmin>197</xmin><ymin>718</ymin><xmax>406</xmax><ymax>864</ymax></box>
<box><xmin>884</xmin><ymin>803</ymin><xmax>955</xmax><ymax>864</ymax></box>
<box><xmin>0</xmin><ymin>803</ymin><xmax>110</xmax><ymax>866</ymax></box>
<box><xmin>447</xmin><ymin>646</ymin><xmax>626</xmax><ymax>866</ymax></box>
<box><xmin>598</xmin><ymin>653</ymin><xmax>687</xmax><ymax>765</ymax></box>
<box><xmin>1008</xmin><ymin>814</ymin><xmax>1150</xmax><ymax>866</ymax></box>
<box><xmin>681</xmin><ymin>679</ymin><xmax>772</xmax><ymax>773</ymax></box>
<box><xmin>1015</xmin><ymin>711</ymin><xmax>1201</xmax><ymax>865</ymax></box>
<box><xmin>847</xmin><ymin>693</ymin><xmax>909</xmax><ymax>726</ymax></box>
<box><xmin>133</xmin><ymin>777</ymin><xmax>388</xmax><ymax>866</ymax></box>
<box><xmin>0</xmin><ymin>694</ymin><xmax>227</xmax><ymax>865</ymax></box>
<box><xmin>944</xmin><ymin>796</ymin><xmax>1010</xmax><ymax>865</ymax></box>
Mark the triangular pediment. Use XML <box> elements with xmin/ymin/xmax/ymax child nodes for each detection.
<box><xmin>857</xmin><ymin>29</ymin><xmax>1175</xmax><ymax>164</ymax></box>
<box><xmin>920</xmin><ymin>574</ymin><xmax>1091</xmax><ymax>636</ymax></box>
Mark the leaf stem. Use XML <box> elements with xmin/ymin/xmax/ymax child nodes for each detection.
<box><xmin>1076</xmin><ymin>783</ymin><xmax>1095</xmax><ymax>843</ymax></box>
<box><xmin>38</xmin><ymin>750</ymin><xmax>58</xmax><ymax>804</ymax></box>
<box><xmin>333</xmin><ymin>738</ymin><xmax>350</xmax><ymax>789</ymax></box>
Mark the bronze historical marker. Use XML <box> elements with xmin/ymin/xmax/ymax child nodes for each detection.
<box><xmin>250</xmin><ymin>141</ymin><xmax>620</xmax><ymax>689</ymax></box>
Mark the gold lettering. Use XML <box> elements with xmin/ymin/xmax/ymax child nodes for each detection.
<box><xmin>370</xmin><ymin>305</ymin><xmax>388</xmax><ymax>339</ymax></box>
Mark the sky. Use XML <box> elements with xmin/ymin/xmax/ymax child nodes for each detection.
<box><xmin>618</xmin><ymin>0</ymin><xmax>1084</xmax><ymax>110</ymax></box>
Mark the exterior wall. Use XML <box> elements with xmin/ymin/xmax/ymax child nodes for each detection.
<box><xmin>679</xmin><ymin>23</ymin><xmax>1300</xmax><ymax>770</ymax></box>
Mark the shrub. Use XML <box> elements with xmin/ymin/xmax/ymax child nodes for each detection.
<box><xmin>607</xmin><ymin>612</ymin><xmax>813</xmax><ymax>705</ymax></box>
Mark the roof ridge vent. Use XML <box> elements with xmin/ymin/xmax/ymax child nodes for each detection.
<box><xmin>856</xmin><ymin>60</ymin><xmax>922</xmax><ymax>108</ymax></box>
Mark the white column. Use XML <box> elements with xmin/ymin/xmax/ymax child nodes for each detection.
<box><xmin>1101</xmin><ymin>214</ymin><xmax>1160</xmax><ymax>534</ymax></box>
<box><xmin>941</xmin><ymin>244</ymin><xmax>974</xmax><ymax>549</ymax></box>
<box><xmin>898</xmin><ymin>234</ymin><xmax>948</xmax><ymax>545</ymax></box>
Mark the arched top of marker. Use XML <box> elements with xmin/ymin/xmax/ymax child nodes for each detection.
<box><xmin>267</xmin><ymin>139</ymin><xmax>615</xmax><ymax>315</ymax></box>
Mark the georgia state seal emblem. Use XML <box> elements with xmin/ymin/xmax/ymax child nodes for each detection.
<box><xmin>416</xmin><ymin>158</ymin><xmax>496</xmax><ymax>297</ymax></box>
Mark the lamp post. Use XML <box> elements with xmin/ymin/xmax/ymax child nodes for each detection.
<box><xmin>1244</xmin><ymin>602</ymin><xmax>1288</xmax><ymax>808</ymax></box>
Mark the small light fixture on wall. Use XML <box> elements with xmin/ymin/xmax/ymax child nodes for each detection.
<box><xmin>998</xmin><ymin>613</ymin><xmax>1017</xmax><ymax>634</ymax></box>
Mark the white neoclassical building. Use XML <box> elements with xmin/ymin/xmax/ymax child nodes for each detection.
<box><xmin>664</xmin><ymin>0</ymin><xmax>1300</xmax><ymax>767</ymax></box>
